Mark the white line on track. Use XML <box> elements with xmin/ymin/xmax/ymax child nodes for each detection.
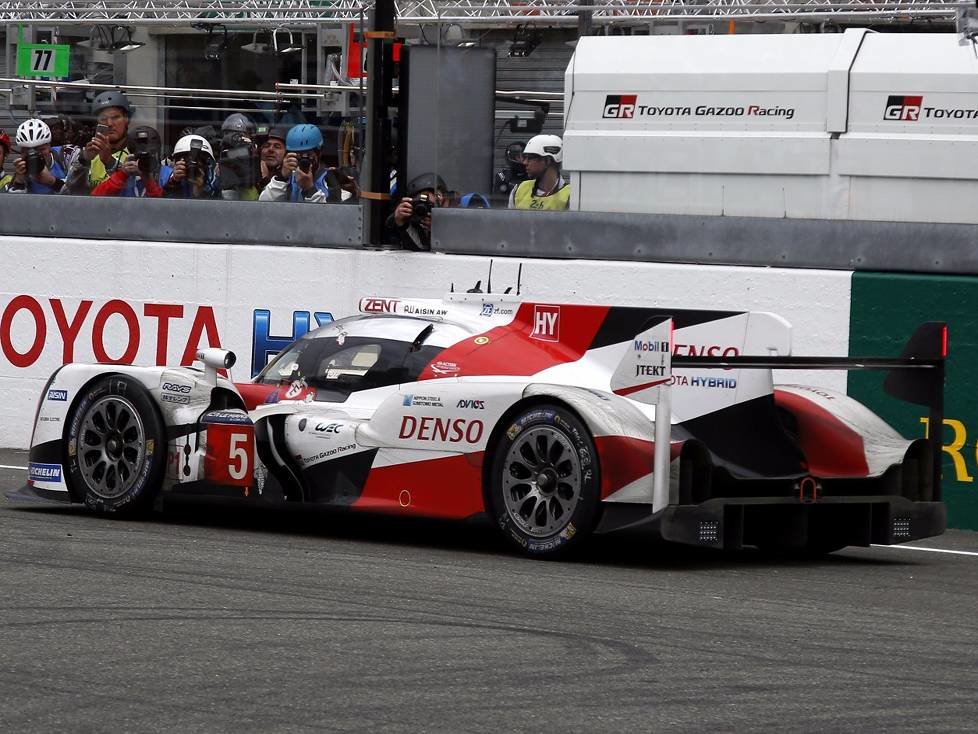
<box><xmin>1</xmin><ymin>458</ymin><xmax>975</xmax><ymax>556</ymax></box>
<box><xmin>871</xmin><ymin>544</ymin><xmax>978</xmax><ymax>558</ymax></box>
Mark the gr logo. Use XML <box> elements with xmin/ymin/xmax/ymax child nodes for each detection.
<box><xmin>884</xmin><ymin>95</ymin><xmax>923</xmax><ymax>121</ymax></box>
<box><xmin>603</xmin><ymin>94</ymin><xmax>638</xmax><ymax>119</ymax></box>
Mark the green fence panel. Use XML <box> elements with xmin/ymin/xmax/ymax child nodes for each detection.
<box><xmin>849</xmin><ymin>272</ymin><xmax>978</xmax><ymax>531</ymax></box>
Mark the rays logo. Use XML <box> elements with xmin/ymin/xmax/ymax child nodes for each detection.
<box><xmin>603</xmin><ymin>94</ymin><xmax>637</xmax><ymax>119</ymax></box>
<box><xmin>884</xmin><ymin>95</ymin><xmax>922</xmax><ymax>121</ymax></box>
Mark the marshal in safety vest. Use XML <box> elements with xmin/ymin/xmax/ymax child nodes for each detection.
<box><xmin>512</xmin><ymin>179</ymin><xmax>571</xmax><ymax>211</ymax></box>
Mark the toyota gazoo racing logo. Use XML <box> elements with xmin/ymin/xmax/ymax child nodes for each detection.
<box><xmin>603</xmin><ymin>94</ymin><xmax>638</xmax><ymax>119</ymax></box>
<box><xmin>884</xmin><ymin>95</ymin><xmax>923</xmax><ymax>121</ymax></box>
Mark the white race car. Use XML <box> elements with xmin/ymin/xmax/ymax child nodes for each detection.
<box><xmin>12</xmin><ymin>293</ymin><xmax>947</xmax><ymax>557</ymax></box>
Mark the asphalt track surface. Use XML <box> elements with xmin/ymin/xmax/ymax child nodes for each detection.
<box><xmin>2</xmin><ymin>448</ymin><xmax>977</xmax><ymax>733</ymax></box>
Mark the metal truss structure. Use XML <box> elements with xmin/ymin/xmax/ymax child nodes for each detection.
<box><xmin>0</xmin><ymin>1</ymin><xmax>967</xmax><ymax>27</ymax></box>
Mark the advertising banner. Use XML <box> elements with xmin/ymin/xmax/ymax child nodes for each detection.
<box><xmin>848</xmin><ymin>272</ymin><xmax>978</xmax><ymax>531</ymax></box>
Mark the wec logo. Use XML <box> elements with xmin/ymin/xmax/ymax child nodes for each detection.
<box><xmin>603</xmin><ymin>94</ymin><xmax>638</xmax><ymax>119</ymax></box>
<box><xmin>884</xmin><ymin>95</ymin><xmax>923</xmax><ymax>121</ymax></box>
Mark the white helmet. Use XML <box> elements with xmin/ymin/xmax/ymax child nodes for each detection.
<box><xmin>173</xmin><ymin>134</ymin><xmax>214</xmax><ymax>160</ymax></box>
<box><xmin>16</xmin><ymin>118</ymin><xmax>52</xmax><ymax>149</ymax></box>
<box><xmin>524</xmin><ymin>134</ymin><xmax>563</xmax><ymax>164</ymax></box>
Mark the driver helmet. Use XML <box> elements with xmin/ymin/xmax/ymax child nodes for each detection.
<box><xmin>16</xmin><ymin>119</ymin><xmax>52</xmax><ymax>149</ymax></box>
<box><xmin>523</xmin><ymin>134</ymin><xmax>563</xmax><ymax>165</ymax></box>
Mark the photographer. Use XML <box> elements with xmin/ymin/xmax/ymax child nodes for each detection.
<box><xmin>0</xmin><ymin>130</ymin><xmax>11</xmax><ymax>190</ymax></box>
<box><xmin>5</xmin><ymin>119</ymin><xmax>69</xmax><ymax>194</ymax></box>
<box><xmin>256</xmin><ymin>125</ymin><xmax>288</xmax><ymax>194</ymax></box>
<box><xmin>385</xmin><ymin>172</ymin><xmax>448</xmax><ymax>251</ymax></box>
<box><xmin>162</xmin><ymin>134</ymin><xmax>218</xmax><ymax>199</ymax></box>
<box><xmin>62</xmin><ymin>90</ymin><xmax>132</xmax><ymax>194</ymax></box>
<box><xmin>258</xmin><ymin>124</ymin><xmax>341</xmax><ymax>204</ymax></box>
<box><xmin>90</xmin><ymin>126</ymin><xmax>168</xmax><ymax>198</ymax></box>
<box><xmin>218</xmin><ymin>113</ymin><xmax>260</xmax><ymax>201</ymax></box>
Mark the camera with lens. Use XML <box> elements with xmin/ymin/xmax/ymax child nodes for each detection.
<box><xmin>185</xmin><ymin>138</ymin><xmax>205</xmax><ymax>180</ymax></box>
<box><xmin>297</xmin><ymin>153</ymin><xmax>314</xmax><ymax>174</ymax></box>
<box><xmin>220</xmin><ymin>131</ymin><xmax>258</xmax><ymax>190</ymax></box>
<box><xmin>25</xmin><ymin>147</ymin><xmax>44</xmax><ymax>178</ymax></box>
<box><xmin>409</xmin><ymin>193</ymin><xmax>435</xmax><ymax>225</ymax></box>
<box><xmin>130</xmin><ymin>128</ymin><xmax>160</xmax><ymax>177</ymax></box>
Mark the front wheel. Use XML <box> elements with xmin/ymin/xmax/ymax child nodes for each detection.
<box><xmin>65</xmin><ymin>375</ymin><xmax>166</xmax><ymax>516</ymax></box>
<box><xmin>487</xmin><ymin>404</ymin><xmax>601</xmax><ymax>557</ymax></box>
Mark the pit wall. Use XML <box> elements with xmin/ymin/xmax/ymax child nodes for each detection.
<box><xmin>1</xmin><ymin>236</ymin><xmax>973</xmax><ymax>530</ymax></box>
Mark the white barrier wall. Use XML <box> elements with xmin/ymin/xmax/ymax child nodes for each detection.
<box><xmin>0</xmin><ymin>236</ymin><xmax>853</xmax><ymax>449</ymax></box>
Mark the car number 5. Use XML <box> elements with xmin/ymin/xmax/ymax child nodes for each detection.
<box><xmin>228</xmin><ymin>433</ymin><xmax>249</xmax><ymax>481</ymax></box>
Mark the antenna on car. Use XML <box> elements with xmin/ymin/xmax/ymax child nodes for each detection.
<box><xmin>487</xmin><ymin>259</ymin><xmax>493</xmax><ymax>294</ymax></box>
<box><xmin>467</xmin><ymin>280</ymin><xmax>482</xmax><ymax>293</ymax></box>
<box><xmin>450</xmin><ymin>283</ymin><xmax>454</xmax><ymax>293</ymax></box>
<box><xmin>516</xmin><ymin>263</ymin><xmax>523</xmax><ymax>296</ymax></box>
<box><xmin>504</xmin><ymin>287</ymin><xmax>512</xmax><ymax>294</ymax></box>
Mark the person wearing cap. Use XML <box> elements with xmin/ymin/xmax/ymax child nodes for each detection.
<box><xmin>508</xmin><ymin>134</ymin><xmax>570</xmax><ymax>210</ymax></box>
<box><xmin>0</xmin><ymin>130</ymin><xmax>12</xmax><ymax>190</ymax></box>
<box><xmin>256</xmin><ymin>125</ymin><xmax>288</xmax><ymax>194</ymax></box>
<box><xmin>62</xmin><ymin>89</ymin><xmax>133</xmax><ymax>194</ymax></box>
<box><xmin>162</xmin><ymin>134</ymin><xmax>219</xmax><ymax>199</ymax></box>
<box><xmin>386</xmin><ymin>172</ymin><xmax>449</xmax><ymax>251</ymax></box>
<box><xmin>90</xmin><ymin>126</ymin><xmax>169</xmax><ymax>198</ymax></box>
<box><xmin>5</xmin><ymin>119</ymin><xmax>70</xmax><ymax>194</ymax></box>
<box><xmin>258</xmin><ymin>123</ymin><xmax>341</xmax><ymax>203</ymax></box>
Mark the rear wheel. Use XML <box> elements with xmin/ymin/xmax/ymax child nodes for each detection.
<box><xmin>65</xmin><ymin>375</ymin><xmax>166</xmax><ymax>516</ymax></box>
<box><xmin>487</xmin><ymin>404</ymin><xmax>600</xmax><ymax>557</ymax></box>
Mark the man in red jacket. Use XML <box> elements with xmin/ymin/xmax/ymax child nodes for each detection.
<box><xmin>91</xmin><ymin>126</ymin><xmax>168</xmax><ymax>197</ymax></box>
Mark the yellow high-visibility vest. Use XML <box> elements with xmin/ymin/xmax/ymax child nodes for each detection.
<box><xmin>89</xmin><ymin>148</ymin><xmax>131</xmax><ymax>189</ymax></box>
<box><xmin>513</xmin><ymin>179</ymin><xmax>570</xmax><ymax>211</ymax></box>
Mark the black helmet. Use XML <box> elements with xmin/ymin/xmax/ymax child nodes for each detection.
<box><xmin>221</xmin><ymin>113</ymin><xmax>255</xmax><ymax>136</ymax></box>
<box><xmin>93</xmin><ymin>89</ymin><xmax>132</xmax><ymax>117</ymax></box>
<box><xmin>255</xmin><ymin>124</ymin><xmax>289</xmax><ymax>145</ymax></box>
<box><xmin>407</xmin><ymin>172</ymin><xmax>447</xmax><ymax>197</ymax></box>
<box><xmin>129</xmin><ymin>126</ymin><xmax>162</xmax><ymax>155</ymax></box>
<box><xmin>505</xmin><ymin>142</ymin><xmax>525</xmax><ymax>164</ymax></box>
<box><xmin>194</xmin><ymin>125</ymin><xmax>221</xmax><ymax>150</ymax></box>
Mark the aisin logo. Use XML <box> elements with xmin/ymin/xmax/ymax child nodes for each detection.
<box><xmin>603</xmin><ymin>94</ymin><xmax>637</xmax><ymax>119</ymax></box>
<box><xmin>884</xmin><ymin>95</ymin><xmax>923</xmax><ymax>122</ymax></box>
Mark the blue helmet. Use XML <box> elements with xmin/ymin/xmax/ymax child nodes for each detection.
<box><xmin>286</xmin><ymin>124</ymin><xmax>323</xmax><ymax>152</ymax></box>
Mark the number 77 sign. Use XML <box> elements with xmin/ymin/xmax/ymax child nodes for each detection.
<box><xmin>16</xmin><ymin>43</ymin><xmax>70</xmax><ymax>79</ymax></box>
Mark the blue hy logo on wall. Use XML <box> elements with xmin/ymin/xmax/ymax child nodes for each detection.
<box><xmin>251</xmin><ymin>309</ymin><xmax>333</xmax><ymax>378</ymax></box>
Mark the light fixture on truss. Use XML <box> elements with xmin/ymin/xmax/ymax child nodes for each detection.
<box><xmin>76</xmin><ymin>26</ymin><xmax>145</xmax><ymax>54</ymax></box>
<box><xmin>243</xmin><ymin>28</ymin><xmax>303</xmax><ymax>56</ymax></box>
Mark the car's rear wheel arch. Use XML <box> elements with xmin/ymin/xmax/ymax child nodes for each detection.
<box><xmin>483</xmin><ymin>397</ymin><xmax>602</xmax><ymax>557</ymax></box>
<box><xmin>482</xmin><ymin>395</ymin><xmax>598</xmax><ymax>504</ymax></box>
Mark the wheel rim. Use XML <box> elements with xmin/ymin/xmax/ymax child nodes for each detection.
<box><xmin>77</xmin><ymin>395</ymin><xmax>146</xmax><ymax>500</ymax></box>
<box><xmin>501</xmin><ymin>425</ymin><xmax>582</xmax><ymax>537</ymax></box>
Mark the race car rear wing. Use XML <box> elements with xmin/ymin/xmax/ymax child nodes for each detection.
<box><xmin>672</xmin><ymin>321</ymin><xmax>948</xmax><ymax>501</ymax></box>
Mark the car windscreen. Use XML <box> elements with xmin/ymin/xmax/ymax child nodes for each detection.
<box><xmin>256</xmin><ymin>334</ymin><xmax>444</xmax><ymax>402</ymax></box>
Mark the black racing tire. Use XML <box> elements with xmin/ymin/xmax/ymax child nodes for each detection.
<box><xmin>64</xmin><ymin>375</ymin><xmax>166</xmax><ymax>516</ymax></box>
<box><xmin>487</xmin><ymin>404</ymin><xmax>601</xmax><ymax>558</ymax></box>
